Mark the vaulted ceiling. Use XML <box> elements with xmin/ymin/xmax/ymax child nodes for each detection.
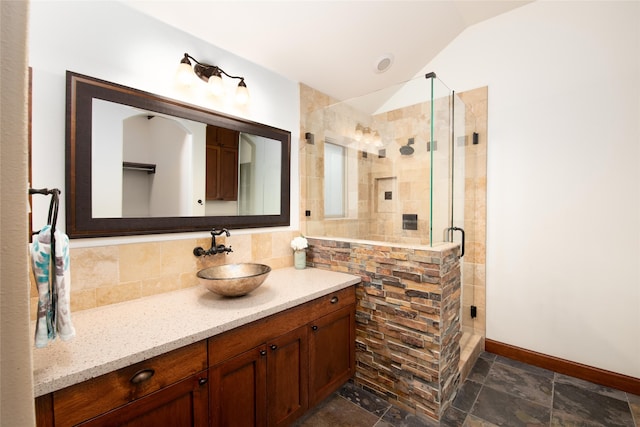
<box><xmin>122</xmin><ymin>1</ymin><xmax>531</xmax><ymax>101</ymax></box>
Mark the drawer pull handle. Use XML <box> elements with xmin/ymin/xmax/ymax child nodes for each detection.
<box><xmin>311</xmin><ymin>325</ymin><xmax>318</xmax><ymax>331</ymax></box>
<box><xmin>260</xmin><ymin>350</ymin><xmax>267</xmax><ymax>356</ymax></box>
<box><xmin>130</xmin><ymin>369</ymin><xmax>155</xmax><ymax>385</ymax></box>
<box><xmin>198</xmin><ymin>377</ymin><xmax>208</xmax><ymax>386</ymax></box>
<box><xmin>270</xmin><ymin>344</ymin><xmax>278</xmax><ymax>351</ymax></box>
<box><xmin>330</xmin><ymin>296</ymin><xmax>339</xmax><ymax>304</ymax></box>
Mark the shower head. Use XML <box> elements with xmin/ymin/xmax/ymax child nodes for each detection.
<box><xmin>399</xmin><ymin>144</ymin><xmax>414</xmax><ymax>156</ymax></box>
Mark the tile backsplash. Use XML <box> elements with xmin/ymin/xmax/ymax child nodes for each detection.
<box><xmin>29</xmin><ymin>230</ymin><xmax>299</xmax><ymax>319</ymax></box>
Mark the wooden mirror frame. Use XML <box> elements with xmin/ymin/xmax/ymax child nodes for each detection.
<box><xmin>66</xmin><ymin>71</ymin><xmax>291</xmax><ymax>238</ymax></box>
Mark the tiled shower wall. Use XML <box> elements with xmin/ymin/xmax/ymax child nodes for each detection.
<box><xmin>307</xmin><ymin>238</ymin><xmax>461</xmax><ymax>421</ymax></box>
<box><xmin>29</xmin><ymin>230</ymin><xmax>299</xmax><ymax>319</ymax></box>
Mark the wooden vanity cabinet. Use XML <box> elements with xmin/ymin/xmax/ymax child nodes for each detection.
<box><xmin>35</xmin><ymin>285</ymin><xmax>356</xmax><ymax>427</ymax></box>
<box><xmin>208</xmin><ymin>286</ymin><xmax>355</xmax><ymax>427</ymax></box>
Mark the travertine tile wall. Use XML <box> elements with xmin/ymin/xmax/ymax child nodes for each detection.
<box><xmin>307</xmin><ymin>237</ymin><xmax>461</xmax><ymax>422</ymax></box>
<box><xmin>29</xmin><ymin>230</ymin><xmax>299</xmax><ymax>319</ymax></box>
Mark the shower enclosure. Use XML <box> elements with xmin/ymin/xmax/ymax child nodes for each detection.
<box><xmin>299</xmin><ymin>74</ymin><xmax>482</xmax><ymax>421</ymax></box>
<box><xmin>301</xmin><ymin>73</ymin><xmax>467</xmax><ymax>251</ymax></box>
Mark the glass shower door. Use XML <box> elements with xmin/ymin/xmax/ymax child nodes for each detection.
<box><xmin>427</xmin><ymin>75</ymin><xmax>466</xmax><ymax>253</ymax></box>
<box><xmin>450</xmin><ymin>91</ymin><xmax>467</xmax><ymax>255</ymax></box>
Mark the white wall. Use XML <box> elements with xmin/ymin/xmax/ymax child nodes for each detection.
<box><xmin>424</xmin><ymin>1</ymin><xmax>640</xmax><ymax>378</ymax></box>
<box><xmin>29</xmin><ymin>1</ymin><xmax>300</xmax><ymax>239</ymax></box>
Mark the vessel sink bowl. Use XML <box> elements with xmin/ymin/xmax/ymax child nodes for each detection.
<box><xmin>197</xmin><ymin>263</ymin><xmax>271</xmax><ymax>297</ymax></box>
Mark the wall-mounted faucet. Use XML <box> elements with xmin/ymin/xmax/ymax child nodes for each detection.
<box><xmin>193</xmin><ymin>228</ymin><xmax>233</xmax><ymax>256</ymax></box>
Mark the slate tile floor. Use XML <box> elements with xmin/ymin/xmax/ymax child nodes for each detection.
<box><xmin>293</xmin><ymin>352</ymin><xmax>640</xmax><ymax>427</ymax></box>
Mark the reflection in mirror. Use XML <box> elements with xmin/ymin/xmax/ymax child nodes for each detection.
<box><xmin>91</xmin><ymin>100</ymin><xmax>281</xmax><ymax>219</ymax></box>
<box><xmin>67</xmin><ymin>71</ymin><xmax>290</xmax><ymax>238</ymax></box>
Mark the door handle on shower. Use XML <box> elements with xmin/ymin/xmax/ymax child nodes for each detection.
<box><xmin>446</xmin><ymin>226</ymin><xmax>465</xmax><ymax>258</ymax></box>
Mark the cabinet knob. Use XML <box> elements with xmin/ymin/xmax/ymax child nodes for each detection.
<box><xmin>330</xmin><ymin>296</ymin><xmax>339</xmax><ymax>304</ymax></box>
<box><xmin>129</xmin><ymin>369</ymin><xmax>155</xmax><ymax>385</ymax></box>
<box><xmin>311</xmin><ymin>325</ymin><xmax>318</xmax><ymax>331</ymax></box>
<box><xmin>198</xmin><ymin>377</ymin><xmax>208</xmax><ymax>386</ymax></box>
<box><xmin>260</xmin><ymin>350</ymin><xmax>267</xmax><ymax>356</ymax></box>
<box><xmin>270</xmin><ymin>344</ymin><xmax>278</xmax><ymax>351</ymax></box>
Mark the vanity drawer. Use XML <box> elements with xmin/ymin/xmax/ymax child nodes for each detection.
<box><xmin>309</xmin><ymin>286</ymin><xmax>355</xmax><ymax>315</ymax></box>
<box><xmin>209</xmin><ymin>286</ymin><xmax>355</xmax><ymax>366</ymax></box>
<box><xmin>53</xmin><ymin>341</ymin><xmax>207</xmax><ymax>427</ymax></box>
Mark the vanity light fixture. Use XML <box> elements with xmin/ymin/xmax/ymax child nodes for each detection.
<box><xmin>354</xmin><ymin>124</ymin><xmax>383</xmax><ymax>147</ymax></box>
<box><xmin>176</xmin><ymin>53</ymin><xmax>250</xmax><ymax>105</ymax></box>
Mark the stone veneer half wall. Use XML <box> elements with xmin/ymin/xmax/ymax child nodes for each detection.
<box><xmin>307</xmin><ymin>237</ymin><xmax>461</xmax><ymax>422</ymax></box>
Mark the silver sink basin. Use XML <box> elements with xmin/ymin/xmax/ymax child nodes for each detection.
<box><xmin>197</xmin><ymin>263</ymin><xmax>271</xmax><ymax>297</ymax></box>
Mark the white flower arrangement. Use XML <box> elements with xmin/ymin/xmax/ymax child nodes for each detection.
<box><xmin>290</xmin><ymin>236</ymin><xmax>308</xmax><ymax>251</ymax></box>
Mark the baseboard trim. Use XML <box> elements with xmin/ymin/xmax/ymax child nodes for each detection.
<box><xmin>485</xmin><ymin>339</ymin><xmax>640</xmax><ymax>395</ymax></box>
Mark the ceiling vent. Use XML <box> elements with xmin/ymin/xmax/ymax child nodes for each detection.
<box><xmin>373</xmin><ymin>53</ymin><xmax>394</xmax><ymax>74</ymax></box>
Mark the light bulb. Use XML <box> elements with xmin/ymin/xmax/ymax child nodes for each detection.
<box><xmin>208</xmin><ymin>73</ymin><xmax>224</xmax><ymax>97</ymax></box>
<box><xmin>235</xmin><ymin>81</ymin><xmax>249</xmax><ymax>105</ymax></box>
<box><xmin>175</xmin><ymin>62</ymin><xmax>194</xmax><ymax>87</ymax></box>
<box><xmin>373</xmin><ymin>131</ymin><xmax>382</xmax><ymax>147</ymax></box>
<box><xmin>355</xmin><ymin>124</ymin><xmax>363</xmax><ymax>141</ymax></box>
<box><xmin>363</xmin><ymin>128</ymin><xmax>372</xmax><ymax>145</ymax></box>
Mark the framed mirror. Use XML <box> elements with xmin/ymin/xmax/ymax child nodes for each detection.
<box><xmin>66</xmin><ymin>71</ymin><xmax>291</xmax><ymax>238</ymax></box>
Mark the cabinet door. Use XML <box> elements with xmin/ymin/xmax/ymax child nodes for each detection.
<box><xmin>205</xmin><ymin>144</ymin><xmax>221</xmax><ymax>200</ymax></box>
<box><xmin>205</xmin><ymin>125</ymin><xmax>239</xmax><ymax>201</ymax></box>
<box><xmin>308</xmin><ymin>305</ymin><xmax>356</xmax><ymax>406</ymax></box>
<box><xmin>76</xmin><ymin>372</ymin><xmax>209</xmax><ymax>427</ymax></box>
<box><xmin>267</xmin><ymin>326</ymin><xmax>309</xmax><ymax>427</ymax></box>
<box><xmin>219</xmin><ymin>145</ymin><xmax>238</xmax><ymax>200</ymax></box>
<box><xmin>209</xmin><ymin>345</ymin><xmax>268</xmax><ymax>427</ymax></box>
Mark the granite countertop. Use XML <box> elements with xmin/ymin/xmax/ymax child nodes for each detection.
<box><xmin>32</xmin><ymin>267</ymin><xmax>360</xmax><ymax>397</ymax></box>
